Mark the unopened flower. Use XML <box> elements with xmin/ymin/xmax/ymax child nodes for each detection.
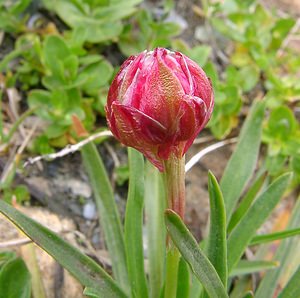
<box><xmin>106</xmin><ymin>48</ymin><xmax>214</xmax><ymax>171</ymax></box>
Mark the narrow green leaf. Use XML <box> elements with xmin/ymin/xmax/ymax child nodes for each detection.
<box><xmin>144</xmin><ymin>161</ymin><xmax>166</xmax><ymax>298</ymax></box>
<box><xmin>81</xmin><ymin>143</ymin><xmax>129</xmax><ymax>291</ymax></box>
<box><xmin>124</xmin><ymin>148</ymin><xmax>148</xmax><ymax>298</ymax></box>
<box><xmin>176</xmin><ymin>258</ymin><xmax>190</xmax><ymax>298</ymax></box>
<box><xmin>221</xmin><ymin>100</ymin><xmax>266</xmax><ymax>221</ymax></box>
<box><xmin>83</xmin><ymin>288</ymin><xmax>101</xmax><ymax>298</ymax></box>
<box><xmin>227</xmin><ymin>172</ymin><xmax>267</xmax><ymax>234</ymax></box>
<box><xmin>0</xmin><ymin>200</ymin><xmax>127</xmax><ymax>298</ymax></box>
<box><xmin>255</xmin><ymin>199</ymin><xmax>300</xmax><ymax>298</ymax></box>
<box><xmin>227</xmin><ymin>173</ymin><xmax>291</xmax><ymax>272</ymax></box>
<box><xmin>165</xmin><ymin>210</ymin><xmax>228</xmax><ymax>298</ymax></box>
<box><xmin>250</xmin><ymin>227</ymin><xmax>300</xmax><ymax>246</ymax></box>
<box><xmin>278</xmin><ymin>266</ymin><xmax>300</xmax><ymax>298</ymax></box>
<box><xmin>203</xmin><ymin>171</ymin><xmax>227</xmax><ymax>298</ymax></box>
<box><xmin>0</xmin><ymin>258</ymin><xmax>31</xmax><ymax>298</ymax></box>
<box><xmin>230</xmin><ymin>260</ymin><xmax>279</xmax><ymax>277</ymax></box>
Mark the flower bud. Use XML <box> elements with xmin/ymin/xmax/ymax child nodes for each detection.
<box><xmin>106</xmin><ymin>48</ymin><xmax>214</xmax><ymax>171</ymax></box>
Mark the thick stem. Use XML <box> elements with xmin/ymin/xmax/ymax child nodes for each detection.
<box><xmin>163</xmin><ymin>154</ymin><xmax>186</xmax><ymax>298</ymax></box>
<box><xmin>163</xmin><ymin>154</ymin><xmax>186</xmax><ymax>219</ymax></box>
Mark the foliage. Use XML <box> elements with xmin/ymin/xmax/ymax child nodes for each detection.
<box><xmin>0</xmin><ymin>0</ymin><xmax>299</xmax><ymax>296</ymax></box>
<box><xmin>1</xmin><ymin>99</ymin><xmax>300</xmax><ymax>297</ymax></box>
<box><xmin>0</xmin><ymin>251</ymin><xmax>31</xmax><ymax>297</ymax></box>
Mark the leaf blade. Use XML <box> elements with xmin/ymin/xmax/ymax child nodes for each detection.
<box><xmin>165</xmin><ymin>210</ymin><xmax>228</xmax><ymax>298</ymax></box>
<box><xmin>81</xmin><ymin>143</ymin><xmax>129</xmax><ymax>291</ymax></box>
<box><xmin>0</xmin><ymin>200</ymin><xmax>127</xmax><ymax>298</ymax></box>
<box><xmin>144</xmin><ymin>162</ymin><xmax>166</xmax><ymax>298</ymax></box>
<box><xmin>220</xmin><ymin>100</ymin><xmax>266</xmax><ymax>221</ymax></box>
<box><xmin>278</xmin><ymin>266</ymin><xmax>300</xmax><ymax>298</ymax></box>
<box><xmin>227</xmin><ymin>172</ymin><xmax>267</xmax><ymax>234</ymax></box>
<box><xmin>230</xmin><ymin>260</ymin><xmax>279</xmax><ymax>277</ymax></box>
<box><xmin>206</xmin><ymin>171</ymin><xmax>227</xmax><ymax>286</ymax></box>
<box><xmin>255</xmin><ymin>199</ymin><xmax>300</xmax><ymax>298</ymax></box>
<box><xmin>124</xmin><ymin>148</ymin><xmax>148</xmax><ymax>298</ymax></box>
<box><xmin>227</xmin><ymin>173</ymin><xmax>291</xmax><ymax>272</ymax></box>
<box><xmin>250</xmin><ymin>227</ymin><xmax>300</xmax><ymax>246</ymax></box>
<box><xmin>0</xmin><ymin>257</ymin><xmax>31</xmax><ymax>298</ymax></box>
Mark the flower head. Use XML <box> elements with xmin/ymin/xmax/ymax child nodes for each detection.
<box><xmin>106</xmin><ymin>48</ymin><xmax>214</xmax><ymax>171</ymax></box>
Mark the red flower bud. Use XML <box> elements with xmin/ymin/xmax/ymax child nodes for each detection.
<box><xmin>106</xmin><ymin>48</ymin><xmax>214</xmax><ymax>171</ymax></box>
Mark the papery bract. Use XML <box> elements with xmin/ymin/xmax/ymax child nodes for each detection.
<box><xmin>106</xmin><ymin>48</ymin><xmax>214</xmax><ymax>171</ymax></box>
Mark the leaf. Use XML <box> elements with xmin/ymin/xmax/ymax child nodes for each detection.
<box><xmin>63</xmin><ymin>54</ymin><xmax>78</xmax><ymax>81</ymax></box>
<box><xmin>81</xmin><ymin>143</ymin><xmax>129</xmax><ymax>292</ymax></box>
<box><xmin>255</xmin><ymin>200</ymin><xmax>300</xmax><ymax>298</ymax></box>
<box><xmin>144</xmin><ymin>161</ymin><xmax>166</xmax><ymax>298</ymax></box>
<box><xmin>227</xmin><ymin>173</ymin><xmax>291</xmax><ymax>272</ymax></box>
<box><xmin>238</xmin><ymin>65</ymin><xmax>260</xmax><ymax>92</ymax></box>
<box><xmin>124</xmin><ymin>148</ymin><xmax>148</xmax><ymax>298</ymax></box>
<box><xmin>206</xmin><ymin>171</ymin><xmax>227</xmax><ymax>286</ymax></box>
<box><xmin>221</xmin><ymin>100</ymin><xmax>266</xmax><ymax>221</ymax></box>
<box><xmin>165</xmin><ymin>210</ymin><xmax>228</xmax><ymax>298</ymax></box>
<box><xmin>266</xmin><ymin>106</ymin><xmax>297</xmax><ymax>140</ymax></box>
<box><xmin>230</xmin><ymin>260</ymin><xmax>279</xmax><ymax>277</ymax></box>
<box><xmin>189</xmin><ymin>45</ymin><xmax>211</xmax><ymax>67</ymax></box>
<box><xmin>79</xmin><ymin>59</ymin><xmax>113</xmax><ymax>94</ymax></box>
<box><xmin>227</xmin><ymin>172</ymin><xmax>267</xmax><ymax>234</ymax></box>
<box><xmin>176</xmin><ymin>258</ymin><xmax>190</xmax><ymax>298</ymax></box>
<box><xmin>43</xmin><ymin>35</ymin><xmax>71</xmax><ymax>78</ymax></box>
<box><xmin>83</xmin><ymin>287</ymin><xmax>101</xmax><ymax>298</ymax></box>
<box><xmin>250</xmin><ymin>227</ymin><xmax>300</xmax><ymax>245</ymax></box>
<box><xmin>278</xmin><ymin>266</ymin><xmax>300</xmax><ymax>298</ymax></box>
<box><xmin>0</xmin><ymin>200</ymin><xmax>127</xmax><ymax>298</ymax></box>
<box><xmin>9</xmin><ymin>0</ymin><xmax>31</xmax><ymax>15</ymax></box>
<box><xmin>270</xmin><ymin>18</ymin><xmax>296</xmax><ymax>51</ymax></box>
<box><xmin>27</xmin><ymin>90</ymin><xmax>52</xmax><ymax>120</ymax></box>
<box><xmin>50</xmin><ymin>0</ymin><xmax>138</xmax><ymax>43</ymax></box>
<box><xmin>0</xmin><ymin>257</ymin><xmax>31</xmax><ymax>298</ymax></box>
<box><xmin>0</xmin><ymin>252</ymin><xmax>16</xmax><ymax>268</ymax></box>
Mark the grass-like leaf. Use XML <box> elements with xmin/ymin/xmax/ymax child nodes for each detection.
<box><xmin>255</xmin><ymin>199</ymin><xmax>300</xmax><ymax>298</ymax></box>
<box><xmin>124</xmin><ymin>148</ymin><xmax>148</xmax><ymax>298</ymax></box>
<box><xmin>144</xmin><ymin>161</ymin><xmax>166</xmax><ymax>298</ymax></box>
<box><xmin>230</xmin><ymin>260</ymin><xmax>279</xmax><ymax>277</ymax></box>
<box><xmin>278</xmin><ymin>266</ymin><xmax>300</xmax><ymax>298</ymax></box>
<box><xmin>81</xmin><ymin>143</ymin><xmax>129</xmax><ymax>291</ymax></box>
<box><xmin>227</xmin><ymin>172</ymin><xmax>266</xmax><ymax>234</ymax></box>
<box><xmin>250</xmin><ymin>227</ymin><xmax>300</xmax><ymax>245</ymax></box>
<box><xmin>227</xmin><ymin>173</ymin><xmax>291</xmax><ymax>272</ymax></box>
<box><xmin>176</xmin><ymin>258</ymin><xmax>190</xmax><ymax>298</ymax></box>
<box><xmin>220</xmin><ymin>100</ymin><xmax>265</xmax><ymax>221</ymax></box>
<box><xmin>83</xmin><ymin>288</ymin><xmax>101</xmax><ymax>298</ymax></box>
<box><xmin>165</xmin><ymin>209</ymin><xmax>228</xmax><ymax>298</ymax></box>
<box><xmin>0</xmin><ymin>200</ymin><xmax>127</xmax><ymax>298</ymax></box>
<box><xmin>206</xmin><ymin>171</ymin><xmax>227</xmax><ymax>286</ymax></box>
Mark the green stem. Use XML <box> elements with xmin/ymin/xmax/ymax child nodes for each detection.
<box><xmin>163</xmin><ymin>154</ymin><xmax>186</xmax><ymax>219</ymax></box>
<box><xmin>163</xmin><ymin>154</ymin><xmax>186</xmax><ymax>298</ymax></box>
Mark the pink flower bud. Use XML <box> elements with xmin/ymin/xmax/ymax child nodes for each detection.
<box><xmin>106</xmin><ymin>48</ymin><xmax>214</xmax><ymax>171</ymax></box>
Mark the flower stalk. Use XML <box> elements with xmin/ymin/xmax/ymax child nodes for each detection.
<box><xmin>163</xmin><ymin>154</ymin><xmax>186</xmax><ymax>219</ymax></box>
<box><xmin>163</xmin><ymin>154</ymin><xmax>186</xmax><ymax>298</ymax></box>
